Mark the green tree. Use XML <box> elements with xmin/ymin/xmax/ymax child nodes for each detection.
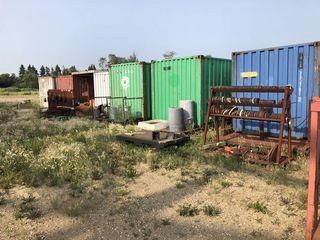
<box><xmin>88</xmin><ymin>64</ymin><xmax>96</xmax><ymax>70</ymax></box>
<box><xmin>31</xmin><ymin>65</ymin><xmax>38</xmax><ymax>75</ymax></box>
<box><xmin>69</xmin><ymin>66</ymin><xmax>77</xmax><ymax>73</ymax></box>
<box><xmin>163</xmin><ymin>51</ymin><xmax>176</xmax><ymax>59</ymax></box>
<box><xmin>127</xmin><ymin>52</ymin><xmax>138</xmax><ymax>62</ymax></box>
<box><xmin>101</xmin><ymin>53</ymin><xmax>139</xmax><ymax>69</ymax></box>
<box><xmin>50</xmin><ymin>67</ymin><xmax>56</xmax><ymax>77</ymax></box>
<box><xmin>21</xmin><ymin>72</ymin><xmax>38</xmax><ymax>88</ymax></box>
<box><xmin>45</xmin><ymin>67</ymin><xmax>50</xmax><ymax>76</ymax></box>
<box><xmin>55</xmin><ymin>65</ymin><xmax>61</xmax><ymax>76</ymax></box>
<box><xmin>40</xmin><ymin>65</ymin><xmax>45</xmax><ymax>76</ymax></box>
<box><xmin>0</xmin><ymin>73</ymin><xmax>17</xmax><ymax>88</ymax></box>
<box><xmin>98</xmin><ymin>57</ymin><xmax>107</xmax><ymax>70</ymax></box>
<box><xmin>107</xmin><ymin>54</ymin><xmax>127</xmax><ymax>66</ymax></box>
<box><xmin>19</xmin><ymin>64</ymin><xmax>25</xmax><ymax>78</ymax></box>
<box><xmin>62</xmin><ymin>66</ymin><xmax>69</xmax><ymax>75</ymax></box>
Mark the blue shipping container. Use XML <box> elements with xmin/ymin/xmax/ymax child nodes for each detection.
<box><xmin>232</xmin><ymin>41</ymin><xmax>320</xmax><ymax>139</ymax></box>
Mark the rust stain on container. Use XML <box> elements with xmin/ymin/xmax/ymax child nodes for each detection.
<box><xmin>56</xmin><ymin>75</ymin><xmax>73</xmax><ymax>91</ymax></box>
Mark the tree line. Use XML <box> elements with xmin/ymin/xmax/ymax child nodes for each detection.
<box><xmin>98</xmin><ymin>52</ymin><xmax>139</xmax><ymax>70</ymax></box>
<box><xmin>0</xmin><ymin>64</ymin><xmax>85</xmax><ymax>89</ymax></box>
<box><xmin>0</xmin><ymin>51</ymin><xmax>174</xmax><ymax>89</ymax></box>
<box><xmin>0</xmin><ymin>53</ymin><xmax>134</xmax><ymax>89</ymax></box>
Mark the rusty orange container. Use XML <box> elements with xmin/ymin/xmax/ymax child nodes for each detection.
<box><xmin>56</xmin><ymin>75</ymin><xmax>73</xmax><ymax>91</ymax></box>
<box><xmin>72</xmin><ymin>71</ymin><xmax>95</xmax><ymax>103</ymax></box>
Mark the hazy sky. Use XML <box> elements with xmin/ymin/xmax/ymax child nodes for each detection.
<box><xmin>0</xmin><ymin>0</ymin><xmax>319</xmax><ymax>74</ymax></box>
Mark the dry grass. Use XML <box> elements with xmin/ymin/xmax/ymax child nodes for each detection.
<box><xmin>0</xmin><ymin>99</ymin><xmax>310</xmax><ymax>240</ymax></box>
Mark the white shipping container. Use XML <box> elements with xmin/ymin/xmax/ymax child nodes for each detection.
<box><xmin>38</xmin><ymin>76</ymin><xmax>55</xmax><ymax>108</ymax></box>
<box><xmin>94</xmin><ymin>71</ymin><xmax>110</xmax><ymax>106</ymax></box>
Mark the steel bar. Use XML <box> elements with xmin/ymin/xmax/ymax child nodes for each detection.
<box><xmin>276</xmin><ymin>87</ymin><xmax>289</xmax><ymax>163</ymax></box>
<box><xmin>201</xmin><ymin>98</ymin><xmax>213</xmax><ymax>145</ymax></box>
<box><xmin>211</xmin><ymin>85</ymin><xmax>293</xmax><ymax>93</ymax></box>
<box><xmin>211</xmin><ymin>96</ymin><xmax>283</xmax><ymax>108</ymax></box>
<box><xmin>227</xmin><ymin>133</ymin><xmax>305</xmax><ymax>146</ymax></box>
<box><xmin>211</xmin><ymin>100</ymin><xmax>283</xmax><ymax>108</ymax></box>
<box><xmin>209</xmin><ymin>114</ymin><xmax>282</xmax><ymax>122</ymax></box>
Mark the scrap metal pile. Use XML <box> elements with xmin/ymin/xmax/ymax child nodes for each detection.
<box><xmin>46</xmin><ymin>89</ymin><xmax>94</xmax><ymax>117</ymax></box>
<box><xmin>202</xmin><ymin>85</ymin><xmax>294</xmax><ymax>165</ymax></box>
<box><xmin>47</xmin><ymin>89</ymin><xmax>74</xmax><ymax>116</ymax></box>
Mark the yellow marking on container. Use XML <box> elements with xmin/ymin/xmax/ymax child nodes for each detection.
<box><xmin>241</xmin><ymin>72</ymin><xmax>258</xmax><ymax>78</ymax></box>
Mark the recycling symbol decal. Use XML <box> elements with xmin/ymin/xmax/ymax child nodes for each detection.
<box><xmin>121</xmin><ymin>76</ymin><xmax>130</xmax><ymax>89</ymax></box>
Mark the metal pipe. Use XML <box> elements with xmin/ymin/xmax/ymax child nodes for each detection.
<box><xmin>211</xmin><ymin>85</ymin><xmax>293</xmax><ymax>93</ymax></box>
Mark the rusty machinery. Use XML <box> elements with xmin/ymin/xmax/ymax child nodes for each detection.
<box><xmin>47</xmin><ymin>89</ymin><xmax>75</xmax><ymax>115</ymax></box>
<box><xmin>202</xmin><ymin>85</ymin><xmax>293</xmax><ymax>165</ymax></box>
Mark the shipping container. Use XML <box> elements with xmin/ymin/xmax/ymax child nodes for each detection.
<box><xmin>38</xmin><ymin>76</ymin><xmax>55</xmax><ymax>108</ymax></box>
<box><xmin>232</xmin><ymin>41</ymin><xmax>320</xmax><ymax>139</ymax></box>
<box><xmin>151</xmin><ymin>55</ymin><xmax>232</xmax><ymax>126</ymax></box>
<box><xmin>93</xmin><ymin>71</ymin><xmax>110</xmax><ymax>106</ymax></box>
<box><xmin>72</xmin><ymin>71</ymin><xmax>95</xmax><ymax>104</ymax></box>
<box><xmin>56</xmin><ymin>75</ymin><xmax>73</xmax><ymax>91</ymax></box>
<box><xmin>109</xmin><ymin>62</ymin><xmax>151</xmax><ymax>120</ymax></box>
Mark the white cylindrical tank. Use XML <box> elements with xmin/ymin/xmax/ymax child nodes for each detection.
<box><xmin>179</xmin><ymin>100</ymin><xmax>195</xmax><ymax>129</ymax></box>
<box><xmin>168</xmin><ymin>107</ymin><xmax>185</xmax><ymax>132</ymax></box>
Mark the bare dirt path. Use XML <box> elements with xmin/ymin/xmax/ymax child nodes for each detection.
<box><xmin>0</xmin><ymin>163</ymin><xmax>307</xmax><ymax>240</ymax></box>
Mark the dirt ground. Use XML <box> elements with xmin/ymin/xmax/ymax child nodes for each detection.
<box><xmin>0</xmin><ymin>162</ymin><xmax>307</xmax><ymax>240</ymax></box>
<box><xmin>0</xmin><ymin>96</ymin><xmax>309</xmax><ymax>240</ymax></box>
<box><xmin>0</xmin><ymin>94</ymin><xmax>38</xmax><ymax>103</ymax></box>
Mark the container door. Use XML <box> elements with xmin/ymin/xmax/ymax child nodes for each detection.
<box><xmin>232</xmin><ymin>43</ymin><xmax>315</xmax><ymax>139</ymax></box>
<box><xmin>314</xmin><ymin>43</ymin><xmax>320</xmax><ymax>97</ymax></box>
<box><xmin>94</xmin><ymin>72</ymin><xmax>110</xmax><ymax>106</ymax></box>
<box><xmin>110</xmin><ymin>63</ymin><xmax>144</xmax><ymax>120</ymax></box>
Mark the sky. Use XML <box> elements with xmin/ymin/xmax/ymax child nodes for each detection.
<box><xmin>0</xmin><ymin>0</ymin><xmax>319</xmax><ymax>74</ymax></box>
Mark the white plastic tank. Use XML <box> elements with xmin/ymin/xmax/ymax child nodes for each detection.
<box><xmin>168</xmin><ymin>107</ymin><xmax>185</xmax><ymax>132</ymax></box>
<box><xmin>179</xmin><ymin>100</ymin><xmax>195</xmax><ymax>129</ymax></box>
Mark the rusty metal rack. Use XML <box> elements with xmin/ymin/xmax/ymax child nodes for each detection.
<box><xmin>306</xmin><ymin>97</ymin><xmax>320</xmax><ymax>240</ymax></box>
<box><xmin>202</xmin><ymin>85</ymin><xmax>293</xmax><ymax>165</ymax></box>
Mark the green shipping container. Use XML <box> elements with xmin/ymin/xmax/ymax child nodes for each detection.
<box><xmin>151</xmin><ymin>55</ymin><xmax>231</xmax><ymax>125</ymax></box>
<box><xmin>109</xmin><ymin>62</ymin><xmax>151</xmax><ymax>120</ymax></box>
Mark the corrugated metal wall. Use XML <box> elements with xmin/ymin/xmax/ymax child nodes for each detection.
<box><xmin>201</xmin><ymin>57</ymin><xmax>232</xmax><ymax>124</ymax></box>
<box><xmin>151</xmin><ymin>56</ymin><xmax>231</xmax><ymax>125</ymax></box>
<box><xmin>109</xmin><ymin>62</ymin><xmax>151</xmax><ymax>120</ymax></box>
<box><xmin>151</xmin><ymin>57</ymin><xmax>201</xmax><ymax>123</ymax></box>
<box><xmin>56</xmin><ymin>75</ymin><xmax>73</xmax><ymax>91</ymax></box>
<box><xmin>232</xmin><ymin>42</ymin><xmax>320</xmax><ymax>138</ymax></box>
<box><xmin>94</xmin><ymin>71</ymin><xmax>110</xmax><ymax>106</ymax></box>
<box><xmin>38</xmin><ymin>76</ymin><xmax>55</xmax><ymax>108</ymax></box>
